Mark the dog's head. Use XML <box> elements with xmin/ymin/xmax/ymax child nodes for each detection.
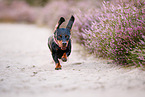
<box><xmin>53</xmin><ymin>15</ymin><xmax>75</xmax><ymax>50</ymax></box>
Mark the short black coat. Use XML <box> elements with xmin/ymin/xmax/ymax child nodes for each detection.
<box><xmin>48</xmin><ymin>36</ymin><xmax>71</xmax><ymax>63</ymax></box>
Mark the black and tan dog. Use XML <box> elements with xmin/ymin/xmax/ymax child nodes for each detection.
<box><xmin>48</xmin><ymin>16</ymin><xmax>75</xmax><ymax>70</ymax></box>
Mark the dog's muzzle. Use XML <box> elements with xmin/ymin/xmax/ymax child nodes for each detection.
<box><xmin>61</xmin><ymin>42</ymin><xmax>67</xmax><ymax>50</ymax></box>
<box><xmin>62</xmin><ymin>42</ymin><xmax>67</xmax><ymax>47</ymax></box>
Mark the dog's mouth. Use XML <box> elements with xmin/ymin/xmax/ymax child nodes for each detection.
<box><xmin>61</xmin><ymin>47</ymin><xmax>66</xmax><ymax>50</ymax></box>
<box><xmin>56</xmin><ymin>40</ymin><xmax>68</xmax><ymax>50</ymax></box>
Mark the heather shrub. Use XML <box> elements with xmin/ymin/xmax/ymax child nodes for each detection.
<box><xmin>74</xmin><ymin>0</ymin><xmax>145</xmax><ymax>66</ymax></box>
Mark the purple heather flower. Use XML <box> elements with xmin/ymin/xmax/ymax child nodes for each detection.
<box><xmin>74</xmin><ymin>0</ymin><xmax>144</xmax><ymax>66</ymax></box>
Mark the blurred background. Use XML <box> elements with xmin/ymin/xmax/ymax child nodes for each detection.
<box><xmin>0</xmin><ymin>0</ymin><xmax>105</xmax><ymax>28</ymax></box>
<box><xmin>0</xmin><ymin>0</ymin><xmax>144</xmax><ymax>66</ymax></box>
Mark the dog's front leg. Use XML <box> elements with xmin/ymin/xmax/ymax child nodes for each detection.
<box><xmin>61</xmin><ymin>42</ymin><xmax>71</xmax><ymax>62</ymax></box>
<box><xmin>52</xmin><ymin>53</ymin><xmax>62</xmax><ymax>70</ymax></box>
<box><xmin>61</xmin><ymin>52</ymin><xmax>67</xmax><ymax>62</ymax></box>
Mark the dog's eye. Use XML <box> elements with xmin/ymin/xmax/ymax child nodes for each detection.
<box><xmin>65</xmin><ymin>35</ymin><xmax>68</xmax><ymax>38</ymax></box>
<box><xmin>58</xmin><ymin>35</ymin><xmax>62</xmax><ymax>38</ymax></box>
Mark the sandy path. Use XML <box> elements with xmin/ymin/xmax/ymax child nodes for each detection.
<box><xmin>0</xmin><ymin>23</ymin><xmax>145</xmax><ymax>97</ymax></box>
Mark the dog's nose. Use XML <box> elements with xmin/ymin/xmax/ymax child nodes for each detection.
<box><xmin>62</xmin><ymin>42</ymin><xmax>67</xmax><ymax>46</ymax></box>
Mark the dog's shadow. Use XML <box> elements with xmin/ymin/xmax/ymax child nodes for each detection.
<box><xmin>71</xmin><ymin>62</ymin><xmax>83</xmax><ymax>65</ymax></box>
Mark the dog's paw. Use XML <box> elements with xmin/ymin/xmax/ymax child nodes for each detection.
<box><xmin>61</xmin><ymin>58</ymin><xmax>67</xmax><ymax>62</ymax></box>
<box><xmin>55</xmin><ymin>63</ymin><xmax>62</xmax><ymax>70</ymax></box>
<box><xmin>61</xmin><ymin>53</ymin><xmax>67</xmax><ymax>62</ymax></box>
<box><xmin>55</xmin><ymin>67</ymin><xmax>62</xmax><ymax>70</ymax></box>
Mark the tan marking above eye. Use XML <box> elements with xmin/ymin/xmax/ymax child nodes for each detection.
<box><xmin>65</xmin><ymin>35</ymin><xmax>68</xmax><ymax>38</ymax></box>
<box><xmin>58</xmin><ymin>35</ymin><xmax>62</xmax><ymax>38</ymax></box>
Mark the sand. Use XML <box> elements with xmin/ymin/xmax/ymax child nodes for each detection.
<box><xmin>0</xmin><ymin>23</ymin><xmax>145</xmax><ymax>97</ymax></box>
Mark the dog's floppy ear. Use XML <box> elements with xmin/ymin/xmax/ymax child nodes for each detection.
<box><xmin>66</xmin><ymin>15</ymin><xmax>75</xmax><ymax>30</ymax></box>
<box><xmin>54</xmin><ymin>17</ymin><xmax>65</xmax><ymax>30</ymax></box>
